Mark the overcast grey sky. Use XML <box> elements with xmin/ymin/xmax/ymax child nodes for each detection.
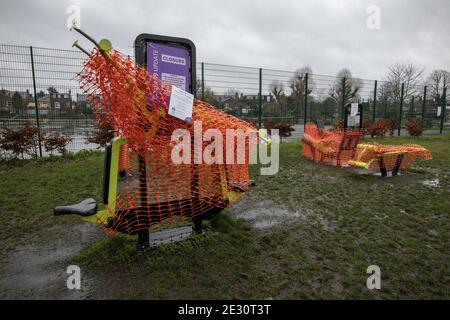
<box><xmin>0</xmin><ymin>0</ymin><xmax>449</xmax><ymax>80</ymax></box>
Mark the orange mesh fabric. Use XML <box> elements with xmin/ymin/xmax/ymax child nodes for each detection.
<box><xmin>78</xmin><ymin>49</ymin><xmax>256</xmax><ymax>235</ymax></box>
<box><xmin>301</xmin><ymin>122</ymin><xmax>363</xmax><ymax>167</ymax></box>
<box><xmin>350</xmin><ymin>143</ymin><xmax>432</xmax><ymax>170</ymax></box>
<box><xmin>118</xmin><ymin>143</ymin><xmax>130</xmax><ymax>174</ymax></box>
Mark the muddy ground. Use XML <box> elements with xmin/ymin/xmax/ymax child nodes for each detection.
<box><xmin>0</xmin><ymin>223</ymin><xmax>102</xmax><ymax>299</ymax></box>
<box><xmin>0</xmin><ymin>197</ymin><xmax>292</xmax><ymax>299</ymax></box>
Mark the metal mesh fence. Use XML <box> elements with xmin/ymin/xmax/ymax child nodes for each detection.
<box><xmin>0</xmin><ymin>44</ymin><xmax>98</xmax><ymax>156</ymax></box>
<box><xmin>1</xmin><ymin>43</ymin><xmax>448</xmax><ymax>158</ymax></box>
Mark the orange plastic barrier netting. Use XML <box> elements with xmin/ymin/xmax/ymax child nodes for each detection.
<box><xmin>78</xmin><ymin>48</ymin><xmax>256</xmax><ymax>235</ymax></box>
<box><xmin>301</xmin><ymin>122</ymin><xmax>363</xmax><ymax>167</ymax></box>
<box><xmin>348</xmin><ymin>143</ymin><xmax>432</xmax><ymax>171</ymax></box>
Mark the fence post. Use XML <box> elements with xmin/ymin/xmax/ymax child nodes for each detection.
<box><xmin>341</xmin><ymin>77</ymin><xmax>346</xmax><ymax>119</ymax></box>
<box><xmin>421</xmin><ymin>86</ymin><xmax>427</xmax><ymax>127</ymax></box>
<box><xmin>258</xmin><ymin>68</ymin><xmax>262</xmax><ymax>129</ymax></box>
<box><xmin>440</xmin><ymin>87</ymin><xmax>447</xmax><ymax>134</ymax></box>
<box><xmin>397</xmin><ymin>83</ymin><xmax>405</xmax><ymax>136</ymax></box>
<box><xmin>303</xmin><ymin>73</ymin><xmax>309</xmax><ymax>126</ymax></box>
<box><xmin>30</xmin><ymin>46</ymin><xmax>43</xmax><ymax>158</ymax></box>
<box><xmin>201</xmin><ymin>62</ymin><xmax>205</xmax><ymax>101</ymax></box>
<box><xmin>372</xmin><ymin>80</ymin><xmax>377</xmax><ymax>122</ymax></box>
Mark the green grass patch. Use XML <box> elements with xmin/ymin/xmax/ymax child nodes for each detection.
<box><xmin>0</xmin><ymin>150</ymin><xmax>104</xmax><ymax>251</ymax></box>
<box><xmin>2</xmin><ymin>134</ymin><xmax>450</xmax><ymax>299</ymax></box>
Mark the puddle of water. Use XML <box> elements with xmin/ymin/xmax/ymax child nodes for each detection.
<box><xmin>0</xmin><ymin>223</ymin><xmax>101</xmax><ymax>299</ymax></box>
<box><xmin>229</xmin><ymin>198</ymin><xmax>310</xmax><ymax>230</ymax></box>
<box><xmin>422</xmin><ymin>179</ymin><xmax>440</xmax><ymax>188</ymax></box>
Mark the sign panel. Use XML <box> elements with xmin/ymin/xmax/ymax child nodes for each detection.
<box><xmin>147</xmin><ymin>42</ymin><xmax>191</xmax><ymax>92</ymax></box>
<box><xmin>344</xmin><ymin>103</ymin><xmax>363</xmax><ymax>129</ymax></box>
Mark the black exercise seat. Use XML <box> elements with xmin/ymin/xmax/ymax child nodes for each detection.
<box><xmin>53</xmin><ymin>198</ymin><xmax>97</xmax><ymax>217</ymax></box>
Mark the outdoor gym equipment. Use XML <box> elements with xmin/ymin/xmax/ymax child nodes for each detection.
<box><xmin>300</xmin><ymin>103</ymin><xmax>432</xmax><ymax>175</ymax></box>
<box><xmin>53</xmin><ymin>28</ymin><xmax>260</xmax><ymax>249</ymax></box>
<box><xmin>301</xmin><ymin>103</ymin><xmax>364</xmax><ymax>167</ymax></box>
<box><xmin>348</xmin><ymin>143</ymin><xmax>432</xmax><ymax>177</ymax></box>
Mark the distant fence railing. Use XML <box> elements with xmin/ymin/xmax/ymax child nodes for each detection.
<box><xmin>0</xmin><ymin>44</ymin><xmax>448</xmax><ymax>156</ymax></box>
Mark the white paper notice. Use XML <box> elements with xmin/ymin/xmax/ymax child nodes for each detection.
<box><xmin>350</xmin><ymin>103</ymin><xmax>359</xmax><ymax>116</ymax></box>
<box><xmin>437</xmin><ymin>107</ymin><xmax>442</xmax><ymax>117</ymax></box>
<box><xmin>168</xmin><ymin>86</ymin><xmax>194</xmax><ymax>122</ymax></box>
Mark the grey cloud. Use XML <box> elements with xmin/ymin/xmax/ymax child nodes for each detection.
<box><xmin>0</xmin><ymin>0</ymin><xmax>449</xmax><ymax>79</ymax></box>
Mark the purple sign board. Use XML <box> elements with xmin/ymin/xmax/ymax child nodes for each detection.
<box><xmin>147</xmin><ymin>42</ymin><xmax>191</xmax><ymax>92</ymax></box>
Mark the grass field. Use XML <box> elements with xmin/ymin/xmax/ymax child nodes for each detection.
<box><xmin>0</xmin><ymin>135</ymin><xmax>449</xmax><ymax>299</ymax></box>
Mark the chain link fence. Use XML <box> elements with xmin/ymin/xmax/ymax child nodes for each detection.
<box><xmin>1</xmin><ymin>44</ymin><xmax>449</xmax><ymax>157</ymax></box>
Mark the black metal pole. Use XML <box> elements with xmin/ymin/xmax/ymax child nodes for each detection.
<box><xmin>137</xmin><ymin>154</ymin><xmax>150</xmax><ymax>249</ymax></box>
<box><xmin>30</xmin><ymin>46</ymin><xmax>42</xmax><ymax>158</ymax></box>
<box><xmin>398</xmin><ymin>83</ymin><xmax>405</xmax><ymax>136</ymax></box>
<box><xmin>201</xmin><ymin>62</ymin><xmax>205</xmax><ymax>101</ymax></box>
<box><xmin>258</xmin><ymin>68</ymin><xmax>262</xmax><ymax>128</ymax></box>
<box><xmin>341</xmin><ymin>77</ymin><xmax>346</xmax><ymax>119</ymax></box>
<box><xmin>440</xmin><ymin>87</ymin><xmax>447</xmax><ymax>134</ymax></box>
<box><xmin>372</xmin><ymin>80</ymin><xmax>377</xmax><ymax>122</ymax></box>
<box><xmin>304</xmin><ymin>73</ymin><xmax>309</xmax><ymax>126</ymax></box>
<box><xmin>421</xmin><ymin>86</ymin><xmax>427</xmax><ymax>127</ymax></box>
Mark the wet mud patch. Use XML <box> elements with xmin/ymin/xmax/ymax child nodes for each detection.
<box><xmin>0</xmin><ymin>222</ymin><xmax>103</xmax><ymax>299</ymax></box>
<box><xmin>227</xmin><ymin>196</ymin><xmax>313</xmax><ymax>230</ymax></box>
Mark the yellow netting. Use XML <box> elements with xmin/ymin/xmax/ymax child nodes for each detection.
<box><xmin>348</xmin><ymin>143</ymin><xmax>432</xmax><ymax>170</ymax></box>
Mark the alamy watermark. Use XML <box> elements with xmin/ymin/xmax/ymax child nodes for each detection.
<box><xmin>366</xmin><ymin>5</ymin><xmax>381</xmax><ymax>30</ymax></box>
<box><xmin>66</xmin><ymin>4</ymin><xmax>81</xmax><ymax>30</ymax></box>
<box><xmin>366</xmin><ymin>265</ymin><xmax>381</xmax><ymax>290</ymax></box>
<box><xmin>66</xmin><ymin>265</ymin><xmax>81</xmax><ymax>290</ymax></box>
<box><xmin>170</xmin><ymin>121</ymin><xmax>280</xmax><ymax>175</ymax></box>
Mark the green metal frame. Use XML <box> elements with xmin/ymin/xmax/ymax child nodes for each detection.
<box><xmin>82</xmin><ymin>137</ymin><xmax>127</xmax><ymax>223</ymax></box>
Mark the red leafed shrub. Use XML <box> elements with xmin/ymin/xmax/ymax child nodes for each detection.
<box><xmin>264</xmin><ymin>121</ymin><xmax>295</xmax><ymax>142</ymax></box>
<box><xmin>386</xmin><ymin>117</ymin><xmax>398</xmax><ymax>137</ymax></box>
<box><xmin>44</xmin><ymin>132</ymin><xmax>71</xmax><ymax>154</ymax></box>
<box><xmin>362</xmin><ymin>119</ymin><xmax>372</xmax><ymax>136</ymax></box>
<box><xmin>0</xmin><ymin>122</ymin><xmax>71</xmax><ymax>159</ymax></box>
<box><xmin>405</xmin><ymin>117</ymin><xmax>424</xmax><ymax>136</ymax></box>
<box><xmin>333</xmin><ymin>118</ymin><xmax>345</xmax><ymax>130</ymax></box>
<box><xmin>368</xmin><ymin>119</ymin><xmax>388</xmax><ymax>137</ymax></box>
<box><xmin>0</xmin><ymin>122</ymin><xmax>42</xmax><ymax>158</ymax></box>
<box><xmin>0</xmin><ymin>127</ymin><xmax>28</xmax><ymax>158</ymax></box>
<box><xmin>86</xmin><ymin>121</ymin><xmax>114</xmax><ymax>147</ymax></box>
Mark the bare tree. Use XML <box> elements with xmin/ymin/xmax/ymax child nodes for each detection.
<box><xmin>269</xmin><ymin>80</ymin><xmax>286</xmax><ymax>114</ymax></box>
<box><xmin>289</xmin><ymin>66</ymin><xmax>314</xmax><ymax>103</ymax></box>
<box><xmin>383</xmin><ymin>63</ymin><xmax>424</xmax><ymax>103</ymax></box>
<box><xmin>427</xmin><ymin>69</ymin><xmax>450</xmax><ymax>100</ymax></box>
<box><xmin>329</xmin><ymin>68</ymin><xmax>362</xmax><ymax>105</ymax></box>
<box><xmin>269</xmin><ymin>80</ymin><xmax>285</xmax><ymax>104</ymax></box>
